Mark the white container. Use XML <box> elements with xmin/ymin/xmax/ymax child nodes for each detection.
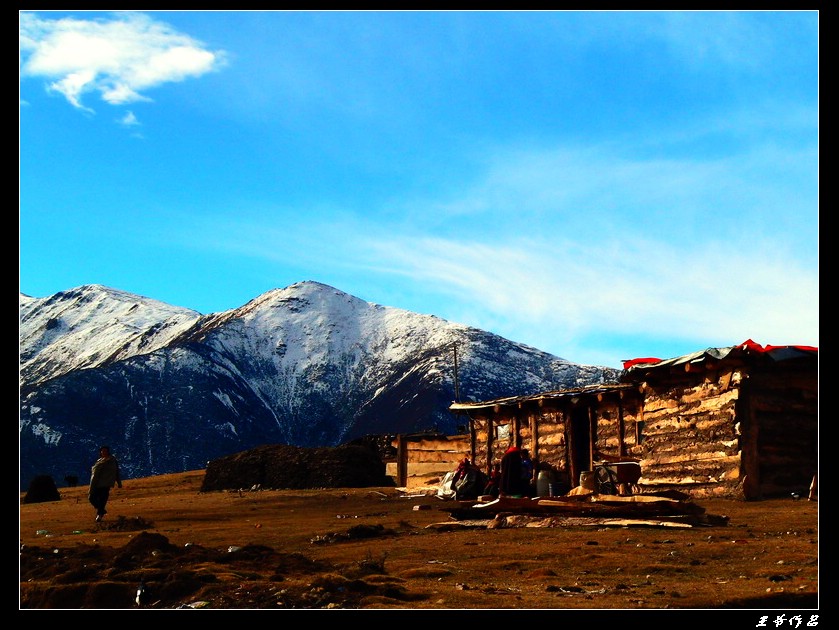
<box><xmin>536</xmin><ymin>470</ymin><xmax>554</xmax><ymax>497</ymax></box>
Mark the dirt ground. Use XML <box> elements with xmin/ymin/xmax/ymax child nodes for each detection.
<box><xmin>19</xmin><ymin>469</ymin><xmax>819</xmax><ymax>618</ymax></box>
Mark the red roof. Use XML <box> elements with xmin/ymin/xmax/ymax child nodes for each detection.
<box><xmin>622</xmin><ymin>357</ymin><xmax>663</xmax><ymax>369</ymax></box>
<box><xmin>622</xmin><ymin>339</ymin><xmax>818</xmax><ymax>371</ymax></box>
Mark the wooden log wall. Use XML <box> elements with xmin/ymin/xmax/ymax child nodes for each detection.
<box><xmin>626</xmin><ymin>368</ymin><xmax>746</xmax><ymax>498</ymax></box>
<box><xmin>389</xmin><ymin>434</ymin><xmax>471</xmax><ymax>486</ymax></box>
<box><xmin>469</xmin><ymin>414</ymin><xmax>523</xmax><ymax>473</ymax></box>
<box><xmin>470</xmin><ymin>416</ymin><xmax>496</xmax><ymax>472</ymax></box>
<box><xmin>592</xmin><ymin>407</ymin><xmax>623</xmax><ymax>459</ymax></box>
<box><xmin>748</xmin><ymin>365</ymin><xmax>819</xmax><ymax>498</ymax></box>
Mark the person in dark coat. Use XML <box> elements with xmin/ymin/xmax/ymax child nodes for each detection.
<box><xmin>450</xmin><ymin>458</ymin><xmax>471</xmax><ymax>489</ymax></box>
<box><xmin>520</xmin><ymin>449</ymin><xmax>535</xmax><ymax>497</ymax></box>
<box><xmin>88</xmin><ymin>445</ymin><xmax>122</xmax><ymax>522</ymax></box>
<box><xmin>450</xmin><ymin>458</ymin><xmax>485</xmax><ymax>501</ymax></box>
<box><xmin>499</xmin><ymin>446</ymin><xmax>527</xmax><ymax>497</ymax></box>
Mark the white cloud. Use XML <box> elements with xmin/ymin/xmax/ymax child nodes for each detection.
<box><xmin>118</xmin><ymin>111</ymin><xmax>140</xmax><ymax>126</ymax></box>
<box><xmin>19</xmin><ymin>11</ymin><xmax>225</xmax><ymax>110</ymax></box>
<box><xmin>356</xmin><ymin>232</ymin><xmax>818</xmax><ymax>356</ymax></box>
<box><xmin>49</xmin><ymin>69</ymin><xmax>96</xmax><ymax>110</ymax></box>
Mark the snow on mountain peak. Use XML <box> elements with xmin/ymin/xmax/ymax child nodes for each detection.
<box><xmin>19</xmin><ymin>284</ymin><xmax>201</xmax><ymax>386</ymax></box>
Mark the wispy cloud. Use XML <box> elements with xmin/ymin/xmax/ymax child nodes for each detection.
<box><xmin>359</xmin><ymin>233</ymin><xmax>818</xmax><ymax>354</ymax></box>
<box><xmin>172</xmin><ymin>107</ymin><xmax>816</xmax><ymax>364</ymax></box>
<box><xmin>554</xmin><ymin>11</ymin><xmax>817</xmax><ymax>72</ymax></box>
<box><xmin>19</xmin><ymin>11</ymin><xmax>226</xmax><ymax>111</ymax></box>
<box><xmin>654</xmin><ymin>11</ymin><xmax>818</xmax><ymax>71</ymax></box>
<box><xmin>412</xmin><ymin>117</ymin><xmax>817</xmax><ymax>257</ymax></box>
<box><xmin>383</xmin><ymin>121</ymin><xmax>818</xmax><ymax>357</ymax></box>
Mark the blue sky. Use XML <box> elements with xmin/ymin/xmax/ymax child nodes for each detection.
<box><xmin>19</xmin><ymin>10</ymin><xmax>819</xmax><ymax>368</ymax></box>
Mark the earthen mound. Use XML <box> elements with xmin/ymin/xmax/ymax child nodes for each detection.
<box><xmin>22</xmin><ymin>475</ymin><xmax>61</xmax><ymax>504</ymax></box>
<box><xmin>200</xmin><ymin>443</ymin><xmax>394</xmax><ymax>492</ymax></box>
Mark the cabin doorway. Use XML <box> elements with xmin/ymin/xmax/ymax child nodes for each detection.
<box><xmin>569</xmin><ymin>406</ymin><xmax>592</xmax><ymax>486</ymax></box>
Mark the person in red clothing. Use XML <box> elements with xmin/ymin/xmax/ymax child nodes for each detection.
<box><xmin>451</xmin><ymin>457</ymin><xmax>471</xmax><ymax>487</ymax></box>
<box><xmin>499</xmin><ymin>445</ymin><xmax>527</xmax><ymax>497</ymax></box>
<box><xmin>450</xmin><ymin>457</ymin><xmax>485</xmax><ymax>500</ymax></box>
<box><xmin>483</xmin><ymin>462</ymin><xmax>501</xmax><ymax>498</ymax></box>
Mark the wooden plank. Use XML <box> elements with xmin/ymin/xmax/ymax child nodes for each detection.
<box><xmin>442</xmin><ymin>494</ymin><xmax>707</xmax><ymax>519</ymax></box>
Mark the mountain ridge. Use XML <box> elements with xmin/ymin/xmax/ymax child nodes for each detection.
<box><xmin>19</xmin><ymin>281</ymin><xmax>621</xmax><ymax>489</ymax></box>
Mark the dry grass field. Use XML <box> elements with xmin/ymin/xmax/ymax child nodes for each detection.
<box><xmin>20</xmin><ymin>469</ymin><xmax>819</xmax><ymax>619</ymax></box>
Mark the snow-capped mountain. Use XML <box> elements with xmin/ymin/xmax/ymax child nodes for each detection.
<box><xmin>19</xmin><ymin>281</ymin><xmax>620</xmax><ymax>488</ymax></box>
<box><xmin>19</xmin><ymin>285</ymin><xmax>201</xmax><ymax>387</ymax></box>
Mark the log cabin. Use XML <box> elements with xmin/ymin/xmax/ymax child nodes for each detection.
<box><xmin>447</xmin><ymin>340</ymin><xmax>817</xmax><ymax>500</ymax></box>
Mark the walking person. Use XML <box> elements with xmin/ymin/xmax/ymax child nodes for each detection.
<box><xmin>89</xmin><ymin>445</ymin><xmax>122</xmax><ymax>522</ymax></box>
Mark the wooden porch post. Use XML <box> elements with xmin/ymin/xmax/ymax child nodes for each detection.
<box><xmin>529</xmin><ymin>405</ymin><xmax>539</xmax><ymax>462</ymax></box>
<box><xmin>486</xmin><ymin>414</ymin><xmax>494</xmax><ymax>476</ymax></box>
<box><xmin>618</xmin><ymin>398</ymin><xmax>626</xmax><ymax>458</ymax></box>
<box><xmin>564</xmin><ymin>409</ymin><xmax>577</xmax><ymax>488</ymax></box>
<box><xmin>469</xmin><ymin>414</ymin><xmax>476</xmax><ymax>466</ymax></box>
<box><xmin>396</xmin><ymin>434</ymin><xmax>407</xmax><ymax>488</ymax></box>
<box><xmin>513</xmin><ymin>410</ymin><xmax>522</xmax><ymax>447</ymax></box>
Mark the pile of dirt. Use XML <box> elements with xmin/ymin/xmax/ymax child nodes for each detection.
<box><xmin>21</xmin><ymin>475</ymin><xmax>61</xmax><ymax>504</ymax></box>
<box><xmin>19</xmin><ymin>530</ymin><xmax>421</xmax><ymax>609</ymax></box>
<box><xmin>200</xmin><ymin>443</ymin><xmax>395</xmax><ymax>492</ymax></box>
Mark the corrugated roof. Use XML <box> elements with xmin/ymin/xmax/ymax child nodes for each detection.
<box><xmin>622</xmin><ymin>339</ymin><xmax>818</xmax><ymax>373</ymax></box>
<box><xmin>449</xmin><ymin>382</ymin><xmax>636</xmax><ymax>412</ymax></box>
<box><xmin>449</xmin><ymin>340</ymin><xmax>817</xmax><ymax>413</ymax></box>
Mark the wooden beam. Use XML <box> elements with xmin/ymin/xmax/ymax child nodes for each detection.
<box><xmin>469</xmin><ymin>414</ymin><xmax>476</xmax><ymax>468</ymax></box>
<box><xmin>396</xmin><ymin>434</ymin><xmax>407</xmax><ymax>487</ymax></box>
<box><xmin>486</xmin><ymin>416</ymin><xmax>495</xmax><ymax>475</ymax></box>
<box><xmin>565</xmin><ymin>410</ymin><xmax>577</xmax><ymax>488</ymax></box>
<box><xmin>530</xmin><ymin>409</ymin><xmax>538</xmax><ymax>463</ymax></box>
<box><xmin>513</xmin><ymin>411</ymin><xmax>522</xmax><ymax>447</ymax></box>
<box><xmin>618</xmin><ymin>400</ymin><xmax>626</xmax><ymax>457</ymax></box>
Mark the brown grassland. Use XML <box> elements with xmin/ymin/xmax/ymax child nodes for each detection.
<box><xmin>20</xmin><ymin>469</ymin><xmax>819</xmax><ymax>620</ymax></box>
